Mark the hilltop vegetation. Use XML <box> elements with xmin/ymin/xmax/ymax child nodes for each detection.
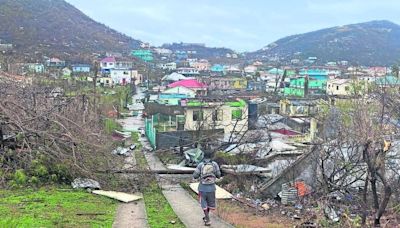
<box><xmin>0</xmin><ymin>0</ymin><xmax>140</xmax><ymax>61</ymax></box>
<box><xmin>250</xmin><ymin>20</ymin><xmax>400</xmax><ymax>65</ymax></box>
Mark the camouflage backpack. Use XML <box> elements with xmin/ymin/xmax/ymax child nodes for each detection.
<box><xmin>200</xmin><ymin>161</ymin><xmax>216</xmax><ymax>185</ymax></box>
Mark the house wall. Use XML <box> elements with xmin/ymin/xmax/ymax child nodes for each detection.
<box><xmin>326</xmin><ymin>82</ymin><xmax>351</xmax><ymax>96</ymax></box>
<box><xmin>158</xmin><ymin>62</ymin><xmax>177</xmax><ymax>70</ymax></box>
<box><xmin>163</xmin><ymin>87</ymin><xmax>196</xmax><ymax>98</ymax></box>
<box><xmin>284</xmin><ymin>77</ymin><xmax>327</xmax><ymax>97</ymax></box>
<box><xmin>184</xmin><ymin>104</ymin><xmax>248</xmax><ymax>134</ymax></box>
<box><xmin>261</xmin><ymin>147</ymin><xmax>319</xmax><ymax>197</ymax></box>
<box><xmin>156</xmin><ymin>129</ymin><xmax>224</xmax><ymax>149</ymax></box>
<box><xmin>285</xmin><ymin>118</ymin><xmax>310</xmax><ymax>133</ymax></box>
<box><xmin>280</xmin><ymin>100</ymin><xmax>319</xmax><ymax>117</ymax></box>
<box><xmin>284</xmin><ymin>87</ymin><xmax>305</xmax><ymax>97</ymax></box>
<box><xmin>110</xmin><ymin>69</ymin><xmax>133</xmax><ymax>85</ymax></box>
<box><xmin>97</xmin><ymin>77</ymin><xmax>113</xmax><ymax>87</ymax></box>
<box><xmin>209</xmin><ymin>78</ymin><xmax>247</xmax><ymax>90</ymax></box>
<box><xmin>131</xmin><ymin>70</ymin><xmax>142</xmax><ymax>85</ymax></box>
<box><xmin>192</xmin><ymin>62</ymin><xmax>210</xmax><ymax>71</ymax></box>
<box><xmin>28</xmin><ymin>64</ymin><xmax>44</xmax><ymax>73</ymax></box>
<box><xmin>101</xmin><ymin>61</ymin><xmax>115</xmax><ymax>70</ymax></box>
<box><xmin>72</xmin><ymin>66</ymin><xmax>91</xmax><ymax>73</ymax></box>
<box><xmin>145</xmin><ymin>102</ymin><xmax>185</xmax><ymax>117</ymax></box>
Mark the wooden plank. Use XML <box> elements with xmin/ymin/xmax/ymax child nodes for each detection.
<box><xmin>92</xmin><ymin>190</ymin><xmax>142</xmax><ymax>203</ymax></box>
<box><xmin>189</xmin><ymin>182</ymin><xmax>232</xmax><ymax>199</ymax></box>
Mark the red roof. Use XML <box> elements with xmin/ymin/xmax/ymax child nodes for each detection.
<box><xmin>101</xmin><ymin>56</ymin><xmax>116</xmax><ymax>63</ymax></box>
<box><xmin>167</xmin><ymin>79</ymin><xmax>207</xmax><ymax>88</ymax></box>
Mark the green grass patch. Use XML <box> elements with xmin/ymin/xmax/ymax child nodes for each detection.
<box><xmin>131</xmin><ymin>131</ymin><xmax>140</xmax><ymax>144</ymax></box>
<box><xmin>134</xmin><ymin>150</ymin><xmax>184</xmax><ymax>228</ymax></box>
<box><xmin>0</xmin><ymin>187</ymin><xmax>118</xmax><ymax>227</ymax></box>
<box><xmin>104</xmin><ymin>118</ymin><xmax>122</xmax><ymax>134</ymax></box>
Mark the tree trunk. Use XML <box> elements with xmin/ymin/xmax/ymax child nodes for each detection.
<box><xmin>361</xmin><ymin>174</ymin><xmax>369</xmax><ymax>225</ymax></box>
<box><xmin>374</xmin><ymin>172</ymin><xmax>392</xmax><ymax>226</ymax></box>
<box><xmin>370</xmin><ymin>174</ymin><xmax>380</xmax><ymax>210</ymax></box>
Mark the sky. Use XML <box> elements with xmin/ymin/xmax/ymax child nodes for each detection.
<box><xmin>66</xmin><ymin>0</ymin><xmax>400</xmax><ymax>52</ymax></box>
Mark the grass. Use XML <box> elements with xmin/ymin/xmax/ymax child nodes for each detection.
<box><xmin>134</xmin><ymin>146</ymin><xmax>184</xmax><ymax>228</ymax></box>
<box><xmin>0</xmin><ymin>187</ymin><xmax>118</xmax><ymax>227</ymax></box>
<box><xmin>104</xmin><ymin>118</ymin><xmax>122</xmax><ymax>134</ymax></box>
<box><xmin>157</xmin><ymin>150</ymin><xmax>183</xmax><ymax>165</ymax></box>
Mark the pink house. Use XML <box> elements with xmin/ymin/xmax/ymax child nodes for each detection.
<box><xmin>167</xmin><ymin>79</ymin><xmax>207</xmax><ymax>96</ymax></box>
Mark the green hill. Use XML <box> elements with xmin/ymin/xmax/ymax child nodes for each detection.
<box><xmin>0</xmin><ymin>0</ymin><xmax>141</xmax><ymax>61</ymax></box>
<box><xmin>250</xmin><ymin>20</ymin><xmax>400</xmax><ymax>66</ymax></box>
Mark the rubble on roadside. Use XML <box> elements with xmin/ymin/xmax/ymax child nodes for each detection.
<box><xmin>112</xmin><ymin>147</ymin><xmax>131</xmax><ymax>156</ymax></box>
<box><xmin>71</xmin><ymin>178</ymin><xmax>101</xmax><ymax>189</ymax></box>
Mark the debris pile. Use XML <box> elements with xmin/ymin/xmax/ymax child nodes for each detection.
<box><xmin>71</xmin><ymin>178</ymin><xmax>101</xmax><ymax>190</ymax></box>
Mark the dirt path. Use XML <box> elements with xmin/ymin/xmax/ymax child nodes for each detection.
<box><xmin>143</xmin><ymin>150</ymin><xmax>233</xmax><ymax>228</ymax></box>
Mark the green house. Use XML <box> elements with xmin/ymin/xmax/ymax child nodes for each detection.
<box><xmin>284</xmin><ymin>77</ymin><xmax>327</xmax><ymax>97</ymax></box>
<box><xmin>131</xmin><ymin>49</ymin><xmax>153</xmax><ymax>62</ymax></box>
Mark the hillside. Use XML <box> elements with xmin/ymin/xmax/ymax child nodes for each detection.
<box><xmin>0</xmin><ymin>0</ymin><xmax>141</xmax><ymax>61</ymax></box>
<box><xmin>250</xmin><ymin>20</ymin><xmax>400</xmax><ymax>66</ymax></box>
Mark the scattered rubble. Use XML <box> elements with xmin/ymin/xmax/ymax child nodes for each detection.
<box><xmin>71</xmin><ymin>178</ymin><xmax>101</xmax><ymax>189</ymax></box>
<box><xmin>221</xmin><ymin>164</ymin><xmax>270</xmax><ymax>176</ymax></box>
<box><xmin>129</xmin><ymin>144</ymin><xmax>136</xmax><ymax>150</ymax></box>
<box><xmin>112</xmin><ymin>147</ymin><xmax>131</xmax><ymax>156</ymax></box>
<box><xmin>183</xmin><ymin>148</ymin><xmax>204</xmax><ymax>166</ymax></box>
<box><xmin>324</xmin><ymin>205</ymin><xmax>340</xmax><ymax>222</ymax></box>
<box><xmin>279</xmin><ymin>183</ymin><xmax>298</xmax><ymax>205</ymax></box>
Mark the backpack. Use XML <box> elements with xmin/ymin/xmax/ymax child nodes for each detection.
<box><xmin>200</xmin><ymin>161</ymin><xmax>216</xmax><ymax>185</ymax></box>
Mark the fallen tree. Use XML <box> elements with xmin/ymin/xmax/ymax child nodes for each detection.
<box><xmin>0</xmin><ymin>77</ymin><xmax>118</xmax><ymax>186</ymax></box>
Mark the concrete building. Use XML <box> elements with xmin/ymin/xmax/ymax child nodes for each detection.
<box><xmin>208</xmin><ymin>77</ymin><xmax>247</xmax><ymax>91</ymax></box>
<box><xmin>110</xmin><ymin>69</ymin><xmax>141</xmax><ymax>85</ymax></box>
<box><xmin>181</xmin><ymin>98</ymin><xmax>248</xmax><ymax>134</ymax></box>
<box><xmin>326</xmin><ymin>79</ymin><xmax>352</xmax><ymax>96</ymax></box>
<box><xmin>191</xmin><ymin>59</ymin><xmax>210</xmax><ymax>71</ymax></box>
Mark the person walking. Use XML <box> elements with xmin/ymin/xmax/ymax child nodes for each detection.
<box><xmin>193</xmin><ymin>151</ymin><xmax>221</xmax><ymax>226</ymax></box>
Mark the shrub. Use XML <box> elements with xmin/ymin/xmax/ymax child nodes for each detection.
<box><xmin>30</xmin><ymin>176</ymin><xmax>39</xmax><ymax>185</ymax></box>
<box><xmin>14</xmin><ymin>169</ymin><xmax>28</xmax><ymax>185</ymax></box>
<box><xmin>34</xmin><ymin>165</ymin><xmax>48</xmax><ymax>177</ymax></box>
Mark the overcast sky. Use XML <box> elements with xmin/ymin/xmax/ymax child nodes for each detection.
<box><xmin>66</xmin><ymin>0</ymin><xmax>400</xmax><ymax>52</ymax></box>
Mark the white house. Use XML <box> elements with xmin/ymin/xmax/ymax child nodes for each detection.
<box><xmin>110</xmin><ymin>69</ymin><xmax>141</xmax><ymax>85</ymax></box>
<box><xmin>182</xmin><ymin>99</ymin><xmax>248</xmax><ymax>134</ymax></box>
<box><xmin>162</xmin><ymin>86</ymin><xmax>196</xmax><ymax>98</ymax></box>
<box><xmin>177</xmin><ymin>67</ymin><xmax>199</xmax><ymax>76</ymax></box>
<box><xmin>157</xmin><ymin>62</ymin><xmax>177</xmax><ymax>71</ymax></box>
<box><xmin>244</xmin><ymin>65</ymin><xmax>257</xmax><ymax>74</ymax></box>
<box><xmin>154</xmin><ymin>48</ymin><xmax>173</xmax><ymax>56</ymax></box>
<box><xmin>326</xmin><ymin>79</ymin><xmax>352</xmax><ymax>96</ymax></box>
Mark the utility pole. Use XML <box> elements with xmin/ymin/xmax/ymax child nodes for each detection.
<box><xmin>0</xmin><ymin>121</ymin><xmax>4</xmax><ymax>149</ymax></box>
<box><xmin>146</xmin><ymin>62</ymin><xmax>150</xmax><ymax>89</ymax></box>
